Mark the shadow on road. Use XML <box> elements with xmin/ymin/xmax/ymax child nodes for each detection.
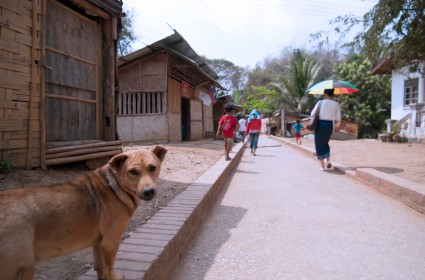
<box><xmin>171</xmin><ymin>171</ymin><xmax>248</xmax><ymax>280</ymax></box>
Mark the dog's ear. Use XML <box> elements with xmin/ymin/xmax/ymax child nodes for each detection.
<box><xmin>152</xmin><ymin>146</ymin><xmax>167</xmax><ymax>162</ymax></box>
<box><xmin>109</xmin><ymin>153</ymin><xmax>128</xmax><ymax>171</ymax></box>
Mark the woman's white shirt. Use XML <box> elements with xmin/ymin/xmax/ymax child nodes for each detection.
<box><xmin>311</xmin><ymin>99</ymin><xmax>341</xmax><ymax>121</ymax></box>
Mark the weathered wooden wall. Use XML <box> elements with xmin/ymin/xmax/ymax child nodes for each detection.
<box><xmin>45</xmin><ymin>0</ymin><xmax>99</xmax><ymax>142</ymax></box>
<box><xmin>168</xmin><ymin>78</ymin><xmax>182</xmax><ymax>142</ymax></box>
<box><xmin>1</xmin><ymin>0</ymin><xmax>122</xmax><ymax>168</ymax></box>
<box><xmin>117</xmin><ymin>52</ymin><xmax>169</xmax><ymax>143</ymax></box>
<box><xmin>119</xmin><ymin>53</ymin><xmax>167</xmax><ymax>92</ymax></box>
<box><xmin>0</xmin><ymin>0</ymin><xmax>42</xmax><ymax>168</ymax></box>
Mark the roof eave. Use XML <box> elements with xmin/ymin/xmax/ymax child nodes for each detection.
<box><xmin>371</xmin><ymin>57</ymin><xmax>393</xmax><ymax>75</ymax></box>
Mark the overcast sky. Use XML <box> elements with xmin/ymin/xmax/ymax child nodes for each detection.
<box><xmin>122</xmin><ymin>0</ymin><xmax>378</xmax><ymax>68</ymax></box>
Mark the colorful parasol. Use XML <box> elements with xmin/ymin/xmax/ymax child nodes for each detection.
<box><xmin>307</xmin><ymin>79</ymin><xmax>359</xmax><ymax>95</ymax></box>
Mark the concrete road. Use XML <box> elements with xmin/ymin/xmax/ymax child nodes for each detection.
<box><xmin>171</xmin><ymin>136</ymin><xmax>425</xmax><ymax>280</ymax></box>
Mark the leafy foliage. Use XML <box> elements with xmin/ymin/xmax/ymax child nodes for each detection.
<box><xmin>0</xmin><ymin>160</ymin><xmax>13</xmax><ymax>172</ymax></box>
<box><xmin>333</xmin><ymin>58</ymin><xmax>391</xmax><ymax>138</ymax></box>
<box><xmin>279</xmin><ymin>50</ymin><xmax>321</xmax><ymax>113</ymax></box>
<box><xmin>117</xmin><ymin>8</ymin><xmax>137</xmax><ymax>57</ymax></box>
<box><xmin>242</xmin><ymin>86</ymin><xmax>279</xmax><ymax>114</ymax></box>
<box><xmin>231</xmin><ymin>90</ymin><xmax>244</xmax><ymax>105</ymax></box>
<box><xmin>327</xmin><ymin>0</ymin><xmax>425</xmax><ymax>70</ymax></box>
<box><xmin>362</xmin><ymin>0</ymin><xmax>425</xmax><ymax>69</ymax></box>
<box><xmin>204</xmin><ymin>58</ymin><xmax>247</xmax><ymax>98</ymax></box>
<box><xmin>250</xmin><ymin>50</ymin><xmax>321</xmax><ymax>114</ymax></box>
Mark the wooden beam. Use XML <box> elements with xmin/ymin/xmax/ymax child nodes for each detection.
<box><xmin>27</xmin><ymin>0</ymin><xmax>41</xmax><ymax>169</ymax></box>
<box><xmin>45</xmin><ymin>46</ymin><xmax>96</xmax><ymax>66</ymax></box>
<box><xmin>111</xmin><ymin>16</ymin><xmax>117</xmax><ymax>40</ymax></box>
<box><xmin>46</xmin><ymin>145</ymin><xmax>120</xmax><ymax>159</ymax></box>
<box><xmin>45</xmin><ymin>93</ymin><xmax>97</xmax><ymax>104</ymax></box>
<box><xmin>46</xmin><ymin>150</ymin><xmax>121</xmax><ymax>166</ymax></box>
<box><xmin>70</xmin><ymin>0</ymin><xmax>110</xmax><ymax>19</ymax></box>
<box><xmin>40</xmin><ymin>0</ymin><xmax>47</xmax><ymax>170</ymax></box>
<box><xmin>0</xmin><ymin>121</ymin><xmax>27</xmax><ymax>131</ymax></box>
<box><xmin>46</xmin><ymin>140</ymin><xmax>122</xmax><ymax>154</ymax></box>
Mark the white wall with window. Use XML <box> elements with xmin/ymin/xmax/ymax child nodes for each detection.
<box><xmin>391</xmin><ymin>64</ymin><xmax>424</xmax><ymax>120</ymax></box>
<box><xmin>390</xmin><ymin>63</ymin><xmax>425</xmax><ymax>141</ymax></box>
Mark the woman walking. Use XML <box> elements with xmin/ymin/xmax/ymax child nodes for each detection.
<box><xmin>246</xmin><ymin>109</ymin><xmax>262</xmax><ymax>156</ymax></box>
<box><xmin>310</xmin><ymin>88</ymin><xmax>341</xmax><ymax>171</ymax></box>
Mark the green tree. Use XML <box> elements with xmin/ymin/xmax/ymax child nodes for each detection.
<box><xmin>231</xmin><ymin>90</ymin><xmax>244</xmax><ymax>105</ymax></box>
<box><xmin>244</xmin><ymin>62</ymin><xmax>280</xmax><ymax>99</ymax></box>
<box><xmin>333</xmin><ymin>58</ymin><xmax>391</xmax><ymax>138</ymax></box>
<box><xmin>269</xmin><ymin>50</ymin><xmax>321</xmax><ymax>113</ymax></box>
<box><xmin>204</xmin><ymin>58</ymin><xmax>247</xmax><ymax>98</ymax></box>
<box><xmin>283</xmin><ymin>50</ymin><xmax>321</xmax><ymax>112</ymax></box>
<box><xmin>330</xmin><ymin>0</ymin><xmax>425</xmax><ymax>70</ymax></box>
<box><xmin>242</xmin><ymin>86</ymin><xmax>279</xmax><ymax>114</ymax></box>
<box><xmin>117</xmin><ymin>8</ymin><xmax>137</xmax><ymax>57</ymax></box>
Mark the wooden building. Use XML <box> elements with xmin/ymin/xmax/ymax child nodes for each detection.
<box><xmin>117</xmin><ymin>31</ymin><xmax>222</xmax><ymax>144</ymax></box>
<box><xmin>0</xmin><ymin>0</ymin><xmax>123</xmax><ymax>169</ymax></box>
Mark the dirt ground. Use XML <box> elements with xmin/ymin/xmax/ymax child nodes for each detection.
<box><xmin>0</xmin><ymin>136</ymin><xmax>424</xmax><ymax>279</ymax></box>
<box><xmin>291</xmin><ymin>136</ymin><xmax>425</xmax><ymax>185</ymax></box>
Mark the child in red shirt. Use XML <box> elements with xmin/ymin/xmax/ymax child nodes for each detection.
<box><xmin>246</xmin><ymin>109</ymin><xmax>262</xmax><ymax>156</ymax></box>
<box><xmin>217</xmin><ymin>103</ymin><xmax>239</xmax><ymax>161</ymax></box>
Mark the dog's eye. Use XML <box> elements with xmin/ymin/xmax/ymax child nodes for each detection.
<box><xmin>148</xmin><ymin>165</ymin><xmax>156</xmax><ymax>172</ymax></box>
<box><xmin>129</xmin><ymin>169</ymin><xmax>140</xmax><ymax>176</ymax></box>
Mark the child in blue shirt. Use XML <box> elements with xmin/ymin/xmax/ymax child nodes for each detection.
<box><xmin>293</xmin><ymin>119</ymin><xmax>304</xmax><ymax>145</ymax></box>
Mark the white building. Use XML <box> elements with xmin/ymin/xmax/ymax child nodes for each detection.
<box><xmin>372</xmin><ymin>61</ymin><xmax>425</xmax><ymax>143</ymax></box>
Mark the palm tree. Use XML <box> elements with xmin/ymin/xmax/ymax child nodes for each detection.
<box><xmin>269</xmin><ymin>50</ymin><xmax>321</xmax><ymax>113</ymax></box>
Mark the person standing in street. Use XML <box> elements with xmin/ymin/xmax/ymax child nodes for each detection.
<box><xmin>311</xmin><ymin>88</ymin><xmax>341</xmax><ymax>171</ymax></box>
<box><xmin>293</xmin><ymin>119</ymin><xmax>304</xmax><ymax>145</ymax></box>
<box><xmin>246</xmin><ymin>109</ymin><xmax>262</xmax><ymax>156</ymax></box>
<box><xmin>217</xmin><ymin>103</ymin><xmax>239</xmax><ymax>161</ymax></box>
<box><xmin>238</xmin><ymin>116</ymin><xmax>247</xmax><ymax>142</ymax></box>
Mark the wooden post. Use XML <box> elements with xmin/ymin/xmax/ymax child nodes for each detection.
<box><xmin>281</xmin><ymin>107</ymin><xmax>286</xmax><ymax>137</ymax></box>
<box><xmin>40</xmin><ymin>0</ymin><xmax>47</xmax><ymax>170</ymax></box>
<box><xmin>102</xmin><ymin>18</ymin><xmax>117</xmax><ymax>141</ymax></box>
<box><xmin>27</xmin><ymin>0</ymin><xmax>41</xmax><ymax>168</ymax></box>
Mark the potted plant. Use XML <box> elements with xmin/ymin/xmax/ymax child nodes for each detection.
<box><xmin>378</xmin><ymin>133</ymin><xmax>388</xmax><ymax>142</ymax></box>
<box><xmin>391</xmin><ymin>124</ymin><xmax>402</xmax><ymax>142</ymax></box>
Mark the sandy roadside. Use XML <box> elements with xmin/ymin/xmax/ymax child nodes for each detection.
<box><xmin>287</xmin><ymin>136</ymin><xmax>425</xmax><ymax>185</ymax></box>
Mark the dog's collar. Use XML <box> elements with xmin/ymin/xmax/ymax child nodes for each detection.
<box><xmin>103</xmin><ymin>168</ymin><xmax>138</xmax><ymax>213</ymax></box>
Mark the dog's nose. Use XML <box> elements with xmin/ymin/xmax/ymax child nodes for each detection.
<box><xmin>143</xmin><ymin>188</ymin><xmax>156</xmax><ymax>199</ymax></box>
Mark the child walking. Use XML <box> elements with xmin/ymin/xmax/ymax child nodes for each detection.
<box><xmin>246</xmin><ymin>109</ymin><xmax>262</xmax><ymax>156</ymax></box>
<box><xmin>293</xmin><ymin>119</ymin><xmax>304</xmax><ymax>145</ymax></box>
<box><xmin>217</xmin><ymin>103</ymin><xmax>239</xmax><ymax>161</ymax></box>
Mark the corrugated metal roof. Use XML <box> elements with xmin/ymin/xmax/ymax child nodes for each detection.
<box><xmin>118</xmin><ymin>31</ymin><xmax>219</xmax><ymax>81</ymax></box>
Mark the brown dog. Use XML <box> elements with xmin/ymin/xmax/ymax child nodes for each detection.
<box><xmin>0</xmin><ymin>146</ymin><xmax>167</xmax><ymax>280</ymax></box>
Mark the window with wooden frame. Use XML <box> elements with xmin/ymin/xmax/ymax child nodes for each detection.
<box><xmin>404</xmin><ymin>78</ymin><xmax>418</xmax><ymax>106</ymax></box>
<box><xmin>118</xmin><ymin>92</ymin><xmax>166</xmax><ymax>115</ymax></box>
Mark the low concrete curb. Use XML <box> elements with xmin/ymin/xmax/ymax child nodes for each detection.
<box><xmin>270</xmin><ymin>135</ymin><xmax>425</xmax><ymax>215</ymax></box>
<box><xmin>78</xmin><ymin>142</ymin><xmax>246</xmax><ymax>280</ymax></box>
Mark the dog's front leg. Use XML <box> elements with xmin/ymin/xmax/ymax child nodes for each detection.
<box><xmin>93</xmin><ymin>244</ymin><xmax>103</xmax><ymax>278</ymax></box>
<box><xmin>98</xmin><ymin>241</ymin><xmax>123</xmax><ymax>280</ymax></box>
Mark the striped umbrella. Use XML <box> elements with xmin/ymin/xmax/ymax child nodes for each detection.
<box><xmin>307</xmin><ymin>79</ymin><xmax>359</xmax><ymax>95</ymax></box>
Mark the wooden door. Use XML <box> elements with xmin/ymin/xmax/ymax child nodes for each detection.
<box><xmin>44</xmin><ymin>0</ymin><xmax>100</xmax><ymax>142</ymax></box>
<box><xmin>190</xmin><ymin>100</ymin><xmax>203</xmax><ymax>140</ymax></box>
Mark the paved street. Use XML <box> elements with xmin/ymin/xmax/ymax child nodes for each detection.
<box><xmin>171</xmin><ymin>136</ymin><xmax>425</xmax><ymax>280</ymax></box>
